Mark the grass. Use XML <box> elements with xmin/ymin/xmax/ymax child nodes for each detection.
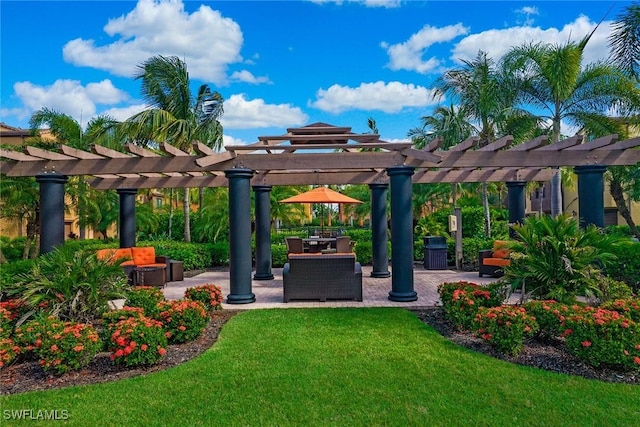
<box><xmin>2</xmin><ymin>308</ymin><xmax>639</xmax><ymax>426</ymax></box>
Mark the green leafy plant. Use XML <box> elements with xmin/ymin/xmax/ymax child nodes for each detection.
<box><xmin>564</xmin><ymin>306</ymin><xmax>640</xmax><ymax>370</ymax></box>
<box><xmin>12</xmin><ymin>314</ymin><xmax>61</xmax><ymax>359</ymax></box>
<box><xmin>35</xmin><ymin>321</ymin><xmax>102</xmax><ymax>374</ymax></box>
<box><xmin>505</xmin><ymin>214</ymin><xmax>628</xmax><ymax>303</ymax></box>
<box><xmin>184</xmin><ymin>284</ymin><xmax>224</xmax><ymax>312</ymax></box>
<box><xmin>437</xmin><ymin>281</ymin><xmax>506</xmax><ymax>330</ymax></box>
<box><xmin>10</xmin><ymin>246</ymin><xmax>129</xmax><ymax>323</ymax></box>
<box><xmin>0</xmin><ymin>307</ymin><xmax>13</xmax><ymax>339</ymax></box>
<box><xmin>108</xmin><ymin>316</ymin><xmax>167</xmax><ymax>367</ymax></box>
<box><xmin>125</xmin><ymin>286</ymin><xmax>166</xmax><ymax>319</ymax></box>
<box><xmin>600</xmin><ymin>298</ymin><xmax>640</xmax><ymax>323</ymax></box>
<box><xmin>158</xmin><ymin>300</ymin><xmax>208</xmax><ymax>344</ymax></box>
<box><xmin>474</xmin><ymin>306</ymin><xmax>539</xmax><ymax>356</ymax></box>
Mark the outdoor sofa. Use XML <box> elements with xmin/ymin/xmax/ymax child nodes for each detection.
<box><xmin>478</xmin><ymin>240</ymin><xmax>511</xmax><ymax>278</ymax></box>
<box><xmin>283</xmin><ymin>253</ymin><xmax>362</xmax><ymax>302</ymax></box>
<box><xmin>96</xmin><ymin>246</ymin><xmax>169</xmax><ymax>287</ymax></box>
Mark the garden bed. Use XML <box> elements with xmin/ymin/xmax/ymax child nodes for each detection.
<box><xmin>1</xmin><ymin>307</ymin><xmax>637</xmax><ymax>395</ymax></box>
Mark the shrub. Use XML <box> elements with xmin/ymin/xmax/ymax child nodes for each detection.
<box><xmin>606</xmin><ymin>240</ymin><xmax>640</xmax><ymax>294</ymax></box>
<box><xmin>0</xmin><ymin>307</ymin><xmax>13</xmax><ymax>339</ymax></box>
<box><xmin>137</xmin><ymin>240</ymin><xmax>214</xmax><ymax>271</ymax></box>
<box><xmin>505</xmin><ymin>214</ymin><xmax>628</xmax><ymax>303</ymax></box>
<box><xmin>0</xmin><ymin>298</ymin><xmax>29</xmax><ymax>328</ymax></box>
<box><xmin>474</xmin><ymin>306</ymin><xmax>539</xmax><ymax>356</ymax></box>
<box><xmin>596</xmin><ymin>276</ymin><xmax>635</xmax><ymax>303</ymax></box>
<box><xmin>185</xmin><ymin>284</ymin><xmax>224</xmax><ymax>312</ymax></box>
<box><xmin>12</xmin><ymin>315</ymin><xmax>63</xmax><ymax>359</ymax></box>
<box><xmin>125</xmin><ymin>286</ymin><xmax>166</xmax><ymax>319</ymax></box>
<box><xmin>101</xmin><ymin>307</ymin><xmax>147</xmax><ymax>346</ymax></box>
<box><xmin>36</xmin><ymin>321</ymin><xmax>102</xmax><ymax>374</ymax></box>
<box><xmin>437</xmin><ymin>281</ymin><xmax>506</xmax><ymax>330</ymax></box>
<box><xmin>108</xmin><ymin>316</ymin><xmax>167</xmax><ymax>367</ymax></box>
<box><xmin>158</xmin><ymin>300</ymin><xmax>208</xmax><ymax>344</ymax></box>
<box><xmin>0</xmin><ymin>259</ymin><xmax>35</xmax><ymax>296</ymax></box>
<box><xmin>564</xmin><ymin>306</ymin><xmax>640</xmax><ymax>370</ymax></box>
<box><xmin>0</xmin><ymin>337</ymin><xmax>20</xmax><ymax>368</ymax></box>
<box><xmin>0</xmin><ymin>236</ymin><xmax>27</xmax><ymax>262</ymax></box>
<box><xmin>271</xmin><ymin>244</ymin><xmax>288</xmax><ymax>268</ymax></box>
<box><xmin>600</xmin><ymin>298</ymin><xmax>640</xmax><ymax>323</ymax></box>
<box><xmin>522</xmin><ymin>300</ymin><xmax>575</xmax><ymax>339</ymax></box>
<box><xmin>9</xmin><ymin>246</ymin><xmax>129</xmax><ymax>323</ymax></box>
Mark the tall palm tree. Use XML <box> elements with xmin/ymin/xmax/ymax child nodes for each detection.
<box><xmin>609</xmin><ymin>2</ymin><xmax>640</xmax><ymax>81</ymax></box>
<box><xmin>431</xmin><ymin>51</ymin><xmax>537</xmax><ymax>236</ymax></box>
<box><xmin>119</xmin><ymin>55</ymin><xmax>224</xmax><ymax>242</ymax></box>
<box><xmin>503</xmin><ymin>33</ymin><xmax>640</xmax><ymax>216</ymax></box>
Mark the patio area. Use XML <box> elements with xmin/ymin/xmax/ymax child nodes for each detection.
<box><xmin>162</xmin><ymin>264</ymin><xmax>499</xmax><ymax>310</ymax></box>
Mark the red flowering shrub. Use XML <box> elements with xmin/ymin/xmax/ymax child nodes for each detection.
<box><xmin>101</xmin><ymin>307</ymin><xmax>146</xmax><ymax>347</ymax></box>
<box><xmin>564</xmin><ymin>306</ymin><xmax>640</xmax><ymax>370</ymax></box>
<box><xmin>474</xmin><ymin>306</ymin><xmax>539</xmax><ymax>356</ymax></box>
<box><xmin>522</xmin><ymin>300</ymin><xmax>579</xmax><ymax>339</ymax></box>
<box><xmin>0</xmin><ymin>337</ymin><xmax>21</xmax><ymax>367</ymax></box>
<box><xmin>158</xmin><ymin>300</ymin><xmax>208</xmax><ymax>344</ymax></box>
<box><xmin>12</xmin><ymin>315</ymin><xmax>64</xmax><ymax>360</ymax></box>
<box><xmin>108</xmin><ymin>316</ymin><xmax>167</xmax><ymax>367</ymax></box>
<box><xmin>0</xmin><ymin>298</ymin><xmax>29</xmax><ymax>327</ymax></box>
<box><xmin>0</xmin><ymin>307</ymin><xmax>13</xmax><ymax>339</ymax></box>
<box><xmin>36</xmin><ymin>321</ymin><xmax>102</xmax><ymax>374</ymax></box>
<box><xmin>125</xmin><ymin>286</ymin><xmax>166</xmax><ymax>318</ymax></box>
<box><xmin>437</xmin><ymin>281</ymin><xmax>506</xmax><ymax>330</ymax></box>
<box><xmin>600</xmin><ymin>298</ymin><xmax>640</xmax><ymax>323</ymax></box>
<box><xmin>184</xmin><ymin>284</ymin><xmax>224</xmax><ymax>312</ymax></box>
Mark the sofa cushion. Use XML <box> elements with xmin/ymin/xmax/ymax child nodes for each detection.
<box><xmin>483</xmin><ymin>257</ymin><xmax>511</xmax><ymax>267</ymax></box>
<box><xmin>492</xmin><ymin>240</ymin><xmax>511</xmax><ymax>259</ymax></box>
<box><xmin>131</xmin><ymin>246</ymin><xmax>157</xmax><ymax>266</ymax></box>
<box><xmin>96</xmin><ymin>248</ymin><xmax>133</xmax><ymax>265</ymax></box>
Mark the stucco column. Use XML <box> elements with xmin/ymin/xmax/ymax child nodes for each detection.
<box><xmin>117</xmin><ymin>188</ymin><xmax>138</xmax><ymax>248</ymax></box>
<box><xmin>253</xmin><ymin>185</ymin><xmax>274</xmax><ymax>280</ymax></box>
<box><xmin>387</xmin><ymin>166</ymin><xmax>417</xmax><ymax>302</ymax></box>
<box><xmin>574</xmin><ymin>165</ymin><xmax>607</xmax><ymax>228</ymax></box>
<box><xmin>36</xmin><ymin>172</ymin><xmax>68</xmax><ymax>255</ymax></box>
<box><xmin>506</xmin><ymin>181</ymin><xmax>527</xmax><ymax>238</ymax></box>
<box><xmin>225</xmin><ymin>168</ymin><xmax>256</xmax><ymax>304</ymax></box>
<box><xmin>369</xmin><ymin>183</ymin><xmax>390</xmax><ymax>278</ymax></box>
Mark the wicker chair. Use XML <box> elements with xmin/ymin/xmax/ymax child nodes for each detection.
<box><xmin>285</xmin><ymin>237</ymin><xmax>304</xmax><ymax>254</ymax></box>
<box><xmin>335</xmin><ymin>236</ymin><xmax>352</xmax><ymax>253</ymax></box>
<box><xmin>283</xmin><ymin>254</ymin><xmax>362</xmax><ymax>302</ymax></box>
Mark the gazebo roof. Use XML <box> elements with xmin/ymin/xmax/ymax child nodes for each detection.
<box><xmin>1</xmin><ymin>122</ymin><xmax>639</xmax><ymax>190</ymax></box>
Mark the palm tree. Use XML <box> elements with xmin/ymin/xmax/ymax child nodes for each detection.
<box><xmin>608</xmin><ymin>3</ymin><xmax>640</xmax><ymax>81</ymax></box>
<box><xmin>502</xmin><ymin>33</ymin><xmax>640</xmax><ymax>216</ymax></box>
<box><xmin>118</xmin><ymin>55</ymin><xmax>224</xmax><ymax>242</ymax></box>
<box><xmin>0</xmin><ymin>176</ymin><xmax>40</xmax><ymax>258</ymax></box>
<box><xmin>431</xmin><ymin>51</ymin><xmax>537</xmax><ymax>236</ymax></box>
<box><xmin>408</xmin><ymin>103</ymin><xmax>474</xmax><ymax>151</ymax></box>
<box><xmin>29</xmin><ymin>108</ymin><xmax>120</xmax><ymax>240</ymax></box>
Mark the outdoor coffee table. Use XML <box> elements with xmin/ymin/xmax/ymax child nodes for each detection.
<box><xmin>134</xmin><ymin>266</ymin><xmax>165</xmax><ymax>288</ymax></box>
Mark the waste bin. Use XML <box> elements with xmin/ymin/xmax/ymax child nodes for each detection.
<box><xmin>169</xmin><ymin>260</ymin><xmax>184</xmax><ymax>281</ymax></box>
<box><xmin>423</xmin><ymin>236</ymin><xmax>448</xmax><ymax>270</ymax></box>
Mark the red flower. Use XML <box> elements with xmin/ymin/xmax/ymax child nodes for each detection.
<box><xmin>158</xmin><ymin>348</ymin><xmax>167</xmax><ymax>356</ymax></box>
<box><xmin>141</xmin><ymin>344</ymin><xmax>148</xmax><ymax>351</ymax></box>
<box><xmin>73</xmin><ymin>345</ymin><xmax>84</xmax><ymax>352</ymax></box>
<box><xmin>581</xmin><ymin>341</ymin><xmax>592</xmax><ymax>348</ymax></box>
<box><xmin>50</xmin><ymin>344</ymin><xmax>59</xmax><ymax>352</ymax></box>
<box><xmin>634</xmin><ymin>357</ymin><xmax>640</xmax><ymax>366</ymax></box>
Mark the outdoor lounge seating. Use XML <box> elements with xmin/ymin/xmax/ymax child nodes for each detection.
<box><xmin>283</xmin><ymin>253</ymin><xmax>362</xmax><ymax>302</ymax></box>
<box><xmin>478</xmin><ymin>240</ymin><xmax>511</xmax><ymax>278</ymax></box>
<box><xmin>285</xmin><ymin>237</ymin><xmax>305</xmax><ymax>254</ymax></box>
<box><xmin>96</xmin><ymin>246</ymin><xmax>169</xmax><ymax>287</ymax></box>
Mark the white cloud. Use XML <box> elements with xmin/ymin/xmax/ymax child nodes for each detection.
<box><xmin>381</xmin><ymin>23</ymin><xmax>470</xmax><ymax>73</ymax></box>
<box><xmin>230</xmin><ymin>70</ymin><xmax>272</xmax><ymax>85</ymax></box>
<box><xmin>221</xmin><ymin>94</ymin><xmax>308</xmax><ymax>129</ymax></box>
<box><xmin>62</xmin><ymin>0</ymin><xmax>244</xmax><ymax>84</ymax></box>
<box><xmin>222</xmin><ymin>134</ymin><xmax>252</xmax><ymax>147</ymax></box>
<box><xmin>451</xmin><ymin>15</ymin><xmax>612</xmax><ymax>66</ymax></box>
<box><xmin>515</xmin><ymin>6</ymin><xmax>539</xmax><ymax>26</ymax></box>
<box><xmin>100</xmin><ymin>104</ymin><xmax>147</xmax><ymax>122</ymax></box>
<box><xmin>311</xmin><ymin>81</ymin><xmax>440</xmax><ymax>113</ymax></box>
<box><xmin>12</xmin><ymin>79</ymin><xmax>129</xmax><ymax>128</ymax></box>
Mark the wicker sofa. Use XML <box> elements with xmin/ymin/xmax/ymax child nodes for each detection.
<box><xmin>478</xmin><ymin>240</ymin><xmax>511</xmax><ymax>278</ymax></box>
<box><xmin>283</xmin><ymin>253</ymin><xmax>362</xmax><ymax>302</ymax></box>
<box><xmin>96</xmin><ymin>247</ymin><xmax>169</xmax><ymax>287</ymax></box>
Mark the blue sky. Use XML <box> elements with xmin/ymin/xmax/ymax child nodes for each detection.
<box><xmin>1</xmin><ymin>0</ymin><xmax>633</xmax><ymax>146</ymax></box>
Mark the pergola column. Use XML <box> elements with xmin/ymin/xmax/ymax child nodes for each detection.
<box><xmin>253</xmin><ymin>185</ymin><xmax>274</xmax><ymax>280</ymax></box>
<box><xmin>117</xmin><ymin>188</ymin><xmax>138</xmax><ymax>248</ymax></box>
<box><xmin>369</xmin><ymin>183</ymin><xmax>390</xmax><ymax>278</ymax></box>
<box><xmin>506</xmin><ymin>181</ymin><xmax>527</xmax><ymax>238</ymax></box>
<box><xmin>574</xmin><ymin>165</ymin><xmax>607</xmax><ymax>228</ymax></box>
<box><xmin>225</xmin><ymin>168</ymin><xmax>256</xmax><ymax>304</ymax></box>
<box><xmin>36</xmin><ymin>172</ymin><xmax>68</xmax><ymax>255</ymax></box>
<box><xmin>387</xmin><ymin>166</ymin><xmax>417</xmax><ymax>302</ymax></box>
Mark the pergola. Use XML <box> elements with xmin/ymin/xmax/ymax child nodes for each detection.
<box><xmin>2</xmin><ymin>122</ymin><xmax>639</xmax><ymax>303</ymax></box>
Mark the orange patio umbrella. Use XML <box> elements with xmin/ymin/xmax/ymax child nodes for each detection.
<box><xmin>279</xmin><ymin>187</ymin><xmax>363</xmax><ymax>234</ymax></box>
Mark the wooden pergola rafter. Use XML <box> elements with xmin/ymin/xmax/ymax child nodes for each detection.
<box><xmin>1</xmin><ymin>122</ymin><xmax>639</xmax><ymax>189</ymax></box>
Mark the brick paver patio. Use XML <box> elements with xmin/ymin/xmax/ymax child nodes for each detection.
<box><xmin>162</xmin><ymin>264</ymin><xmax>499</xmax><ymax>310</ymax></box>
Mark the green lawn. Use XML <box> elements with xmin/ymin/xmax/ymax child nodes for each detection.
<box><xmin>2</xmin><ymin>308</ymin><xmax>638</xmax><ymax>426</ymax></box>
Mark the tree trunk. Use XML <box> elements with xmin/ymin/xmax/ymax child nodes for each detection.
<box><xmin>609</xmin><ymin>176</ymin><xmax>640</xmax><ymax>239</ymax></box>
<box><xmin>168</xmin><ymin>188</ymin><xmax>174</xmax><ymax>239</ymax></box>
<box><xmin>550</xmin><ymin>170</ymin><xmax>563</xmax><ymax>216</ymax></box>
<box><xmin>183</xmin><ymin>188</ymin><xmax>191</xmax><ymax>243</ymax></box>
<box><xmin>78</xmin><ymin>177</ymin><xmax>86</xmax><ymax>240</ymax></box>
<box><xmin>482</xmin><ymin>182</ymin><xmax>491</xmax><ymax>237</ymax></box>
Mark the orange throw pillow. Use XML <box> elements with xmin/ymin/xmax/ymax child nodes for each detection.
<box><xmin>131</xmin><ymin>246</ymin><xmax>156</xmax><ymax>265</ymax></box>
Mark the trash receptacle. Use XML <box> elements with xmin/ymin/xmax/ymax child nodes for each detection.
<box><xmin>423</xmin><ymin>236</ymin><xmax>448</xmax><ymax>270</ymax></box>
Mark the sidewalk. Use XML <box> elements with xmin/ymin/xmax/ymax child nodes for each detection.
<box><xmin>162</xmin><ymin>264</ymin><xmax>500</xmax><ymax>310</ymax></box>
